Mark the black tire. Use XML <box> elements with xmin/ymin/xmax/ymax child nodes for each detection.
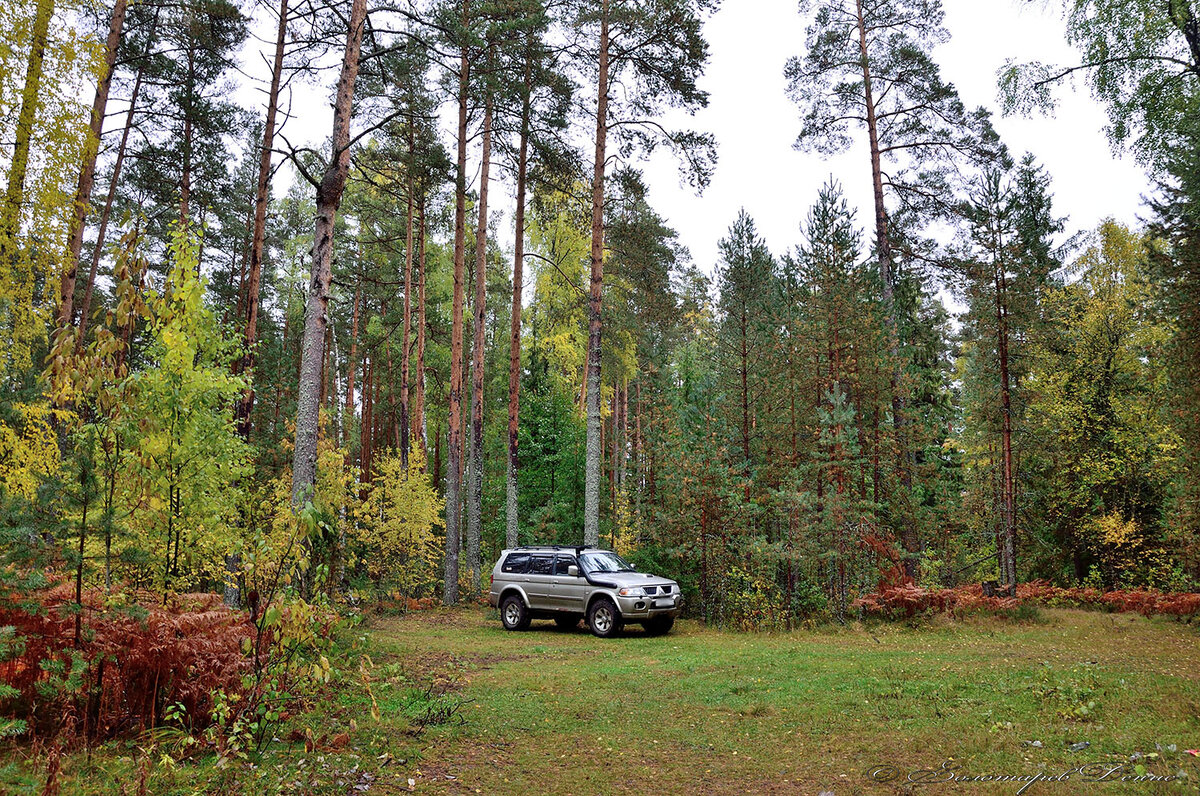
<box><xmin>643</xmin><ymin>616</ymin><xmax>674</xmax><ymax>636</ymax></box>
<box><xmin>587</xmin><ymin>597</ymin><xmax>624</xmax><ymax>638</ymax></box>
<box><xmin>554</xmin><ymin>615</ymin><xmax>581</xmax><ymax>631</ymax></box>
<box><xmin>500</xmin><ymin>594</ymin><xmax>530</xmax><ymax>631</ymax></box>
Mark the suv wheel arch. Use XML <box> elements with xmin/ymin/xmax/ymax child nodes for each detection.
<box><xmin>499</xmin><ymin>586</ymin><xmax>527</xmax><ymax>607</ymax></box>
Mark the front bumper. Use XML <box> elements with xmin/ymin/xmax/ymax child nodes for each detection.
<box><xmin>616</xmin><ymin>593</ymin><xmax>683</xmax><ymax>620</ymax></box>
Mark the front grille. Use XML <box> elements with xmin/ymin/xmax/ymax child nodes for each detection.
<box><xmin>661</xmin><ymin>584</ymin><xmax>672</xmax><ymax>594</ymax></box>
<box><xmin>644</xmin><ymin>586</ymin><xmax>658</xmax><ymax>595</ymax></box>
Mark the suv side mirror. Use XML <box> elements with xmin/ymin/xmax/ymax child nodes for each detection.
<box><xmin>567</xmin><ymin>565</ymin><xmax>579</xmax><ymax>577</ymax></box>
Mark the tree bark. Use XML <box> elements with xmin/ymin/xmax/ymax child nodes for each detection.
<box><xmin>345</xmin><ymin>284</ymin><xmax>360</xmax><ymax>452</ymax></box>
<box><xmin>620</xmin><ymin>380</ymin><xmax>627</xmax><ymax>487</ymax></box>
<box><xmin>468</xmin><ymin>70</ymin><xmax>493</xmax><ymax>593</ymax></box>
<box><xmin>506</xmin><ymin>47</ymin><xmax>533</xmax><ymax>550</ymax></box>
<box><xmin>996</xmin><ymin>258</ymin><xmax>1017</xmax><ymax>595</ymax></box>
<box><xmin>399</xmin><ymin>144</ymin><xmax>415</xmax><ymax>468</ymax></box>
<box><xmin>180</xmin><ymin>42</ymin><xmax>195</xmax><ymax>227</ymax></box>
<box><xmin>414</xmin><ymin>197</ymin><xmax>428</xmax><ymax>465</ymax></box>
<box><xmin>855</xmin><ymin>0</ymin><xmax>915</xmax><ymax>575</ymax></box>
<box><xmin>384</xmin><ymin>299</ymin><xmax>399</xmax><ymax>447</ymax></box>
<box><xmin>361</xmin><ymin>354</ymin><xmax>373</xmax><ymax>487</ymax></box>
<box><xmin>235</xmin><ymin>0</ymin><xmax>289</xmax><ymax>441</ymax></box>
<box><xmin>445</xmin><ymin>2</ymin><xmax>470</xmax><ymax>604</ymax></box>
<box><xmin>583</xmin><ymin>0</ymin><xmax>610</xmax><ymax>548</ymax></box>
<box><xmin>290</xmin><ymin>0</ymin><xmax>367</xmax><ymax>507</ymax></box>
<box><xmin>59</xmin><ymin>0</ymin><xmax>127</xmax><ymax>332</ymax></box>
<box><xmin>76</xmin><ymin>17</ymin><xmax>155</xmax><ymax>348</ymax></box>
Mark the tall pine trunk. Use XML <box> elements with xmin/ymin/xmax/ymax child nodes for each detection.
<box><xmin>59</xmin><ymin>0</ymin><xmax>127</xmax><ymax>331</ymax></box>
<box><xmin>414</xmin><ymin>198</ymin><xmax>428</xmax><ymax>465</ymax></box>
<box><xmin>506</xmin><ymin>47</ymin><xmax>533</xmax><ymax>550</ymax></box>
<box><xmin>235</xmin><ymin>0</ymin><xmax>289</xmax><ymax>440</ymax></box>
<box><xmin>384</xmin><ymin>299</ymin><xmax>399</xmax><ymax>446</ymax></box>
<box><xmin>76</xmin><ymin>10</ymin><xmax>158</xmax><ymax>348</ymax></box>
<box><xmin>445</xmin><ymin>4</ymin><xmax>470</xmax><ymax>604</ymax></box>
<box><xmin>468</xmin><ymin>74</ymin><xmax>493</xmax><ymax>592</ymax></box>
<box><xmin>361</xmin><ymin>354</ymin><xmax>374</xmax><ymax>488</ymax></box>
<box><xmin>180</xmin><ymin>45</ymin><xmax>195</xmax><ymax>227</ymax></box>
<box><xmin>854</xmin><ymin>0</ymin><xmax>915</xmax><ymax>575</ymax></box>
<box><xmin>345</xmin><ymin>284</ymin><xmax>360</xmax><ymax>453</ymax></box>
<box><xmin>996</xmin><ymin>262</ymin><xmax>1017</xmax><ymax>595</ymax></box>
<box><xmin>583</xmin><ymin>0</ymin><xmax>610</xmax><ymax>548</ymax></box>
<box><xmin>399</xmin><ymin>151</ymin><xmax>415</xmax><ymax>468</ymax></box>
<box><xmin>291</xmin><ymin>0</ymin><xmax>367</xmax><ymax>507</ymax></box>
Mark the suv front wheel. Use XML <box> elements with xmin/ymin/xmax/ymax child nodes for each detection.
<box><xmin>587</xmin><ymin>597</ymin><xmax>623</xmax><ymax>638</ymax></box>
<box><xmin>500</xmin><ymin>594</ymin><xmax>530</xmax><ymax>631</ymax></box>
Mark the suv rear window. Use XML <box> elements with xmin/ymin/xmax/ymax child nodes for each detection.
<box><xmin>501</xmin><ymin>553</ymin><xmax>530</xmax><ymax>574</ymax></box>
<box><xmin>529</xmin><ymin>555</ymin><xmax>554</xmax><ymax>575</ymax></box>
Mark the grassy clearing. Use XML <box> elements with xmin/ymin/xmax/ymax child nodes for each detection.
<box><xmin>3</xmin><ymin>607</ymin><xmax>1199</xmax><ymax>794</ymax></box>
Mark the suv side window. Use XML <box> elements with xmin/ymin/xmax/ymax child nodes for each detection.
<box><xmin>529</xmin><ymin>555</ymin><xmax>554</xmax><ymax>576</ymax></box>
<box><xmin>553</xmin><ymin>555</ymin><xmax>577</xmax><ymax>576</ymax></box>
<box><xmin>501</xmin><ymin>553</ymin><xmax>530</xmax><ymax>574</ymax></box>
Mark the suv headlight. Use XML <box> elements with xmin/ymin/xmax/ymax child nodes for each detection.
<box><xmin>617</xmin><ymin>587</ymin><xmax>645</xmax><ymax>597</ymax></box>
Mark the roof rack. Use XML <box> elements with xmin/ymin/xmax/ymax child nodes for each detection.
<box><xmin>513</xmin><ymin>544</ymin><xmax>596</xmax><ymax>551</ymax></box>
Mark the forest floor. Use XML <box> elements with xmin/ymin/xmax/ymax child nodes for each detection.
<box><xmin>3</xmin><ymin>606</ymin><xmax>1199</xmax><ymax>795</ymax></box>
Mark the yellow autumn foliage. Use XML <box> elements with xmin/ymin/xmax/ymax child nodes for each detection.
<box><xmin>0</xmin><ymin>403</ymin><xmax>73</xmax><ymax>500</ymax></box>
<box><xmin>1084</xmin><ymin>512</ymin><xmax>1174</xmax><ymax>589</ymax></box>
<box><xmin>0</xmin><ymin>0</ymin><xmax>102</xmax><ymax>379</ymax></box>
<box><xmin>353</xmin><ymin>449</ymin><xmax>443</xmax><ymax>597</ymax></box>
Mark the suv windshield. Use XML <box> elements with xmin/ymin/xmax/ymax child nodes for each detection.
<box><xmin>580</xmin><ymin>551</ymin><xmax>634</xmax><ymax>574</ymax></box>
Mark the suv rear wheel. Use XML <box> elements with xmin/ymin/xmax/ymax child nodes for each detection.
<box><xmin>500</xmin><ymin>594</ymin><xmax>530</xmax><ymax>631</ymax></box>
<box><xmin>587</xmin><ymin>597</ymin><xmax>623</xmax><ymax>638</ymax></box>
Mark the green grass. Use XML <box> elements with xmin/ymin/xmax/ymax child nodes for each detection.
<box><xmin>4</xmin><ymin>608</ymin><xmax>1199</xmax><ymax>794</ymax></box>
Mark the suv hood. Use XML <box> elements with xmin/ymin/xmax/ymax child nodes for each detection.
<box><xmin>587</xmin><ymin>571</ymin><xmax>676</xmax><ymax>589</ymax></box>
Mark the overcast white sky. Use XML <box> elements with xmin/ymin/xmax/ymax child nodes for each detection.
<box><xmin>635</xmin><ymin>0</ymin><xmax>1152</xmax><ymax>272</ymax></box>
<box><xmin>262</xmin><ymin>1</ymin><xmax>1154</xmax><ymax>280</ymax></box>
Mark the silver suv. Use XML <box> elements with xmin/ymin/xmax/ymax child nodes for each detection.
<box><xmin>488</xmin><ymin>546</ymin><xmax>681</xmax><ymax>637</ymax></box>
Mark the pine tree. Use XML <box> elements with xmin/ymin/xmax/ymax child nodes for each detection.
<box><xmin>575</xmin><ymin>0</ymin><xmax>718</xmax><ymax>546</ymax></box>
<box><xmin>787</xmin><ymin>182</ymin><xmax>887</xmax><ymax>613</ymax></box>
<box><xmin>953</xmin><ymin>153</ymin><xmax>1065</xmax><ymax>593</ymax></box>
<box><xmin>290</xmin><ymin>0</ymin><xmax>368</xmax><ymax>508</ymax></box>
<box><xmin>785</xmin><ymin>0</ymin><xmax>991</xmax><ymax>574</ymax></box>
<box><xmin>714</xmin><ymin>211</ymin><xmax>778</xmax><ymax>497</ymax></box>
<box><xmin>121</xmin><ymin>0</ymin><xmax>248</xmax><ymax>248</ymax></box>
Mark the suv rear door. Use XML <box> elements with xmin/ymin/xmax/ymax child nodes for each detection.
<box><xmin>550</xmin><ymin>554</ymin><xmax>587</xmax><ymax>613</ymax></box>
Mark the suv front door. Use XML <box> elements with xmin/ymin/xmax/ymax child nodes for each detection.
<box><xmin>550</xmin><ymin>554</ymin><xmax>587</xmax><ymax>613</ymax></box>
